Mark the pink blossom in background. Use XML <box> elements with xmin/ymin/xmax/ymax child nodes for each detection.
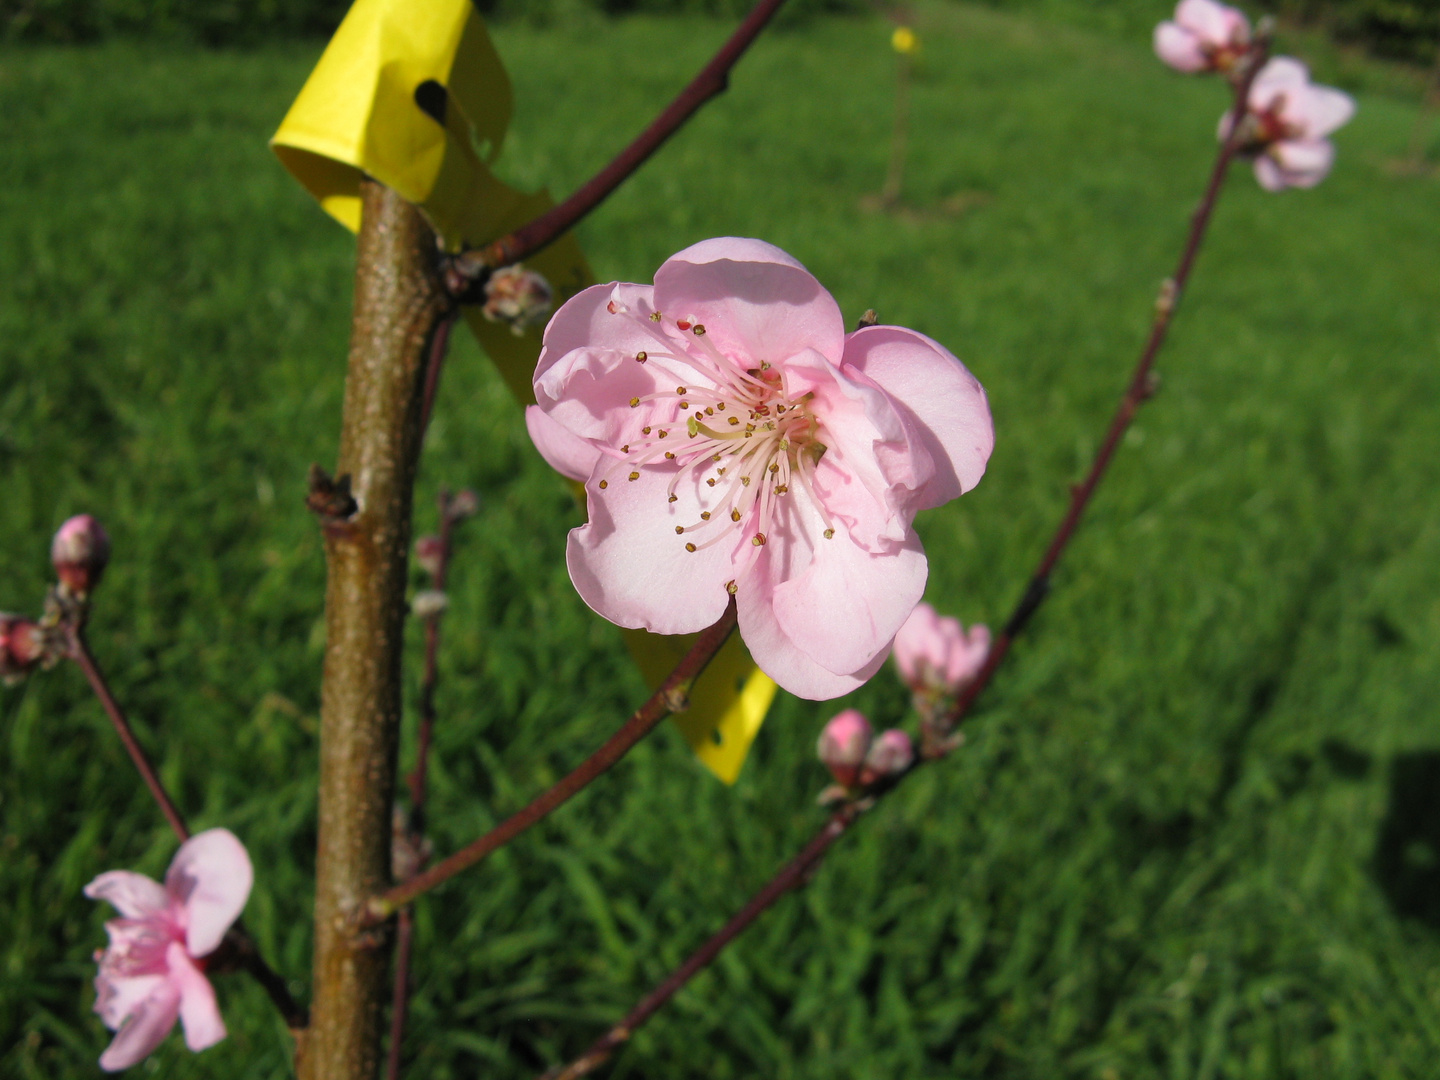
<box><xmin>1223</xmin><ymin>57</ymin><xmax>1356</xmax><ymax>190</ymax></box>
<box><xmin>892</xmin><ymin>601</ymin><xmax>990</xmax><ymax>697</ymax></box>
<box><xmin>816</xmin><ymin>708</ymin><xmax>873</xmax><ymax>787</ymax></box>
<box><xmin>1154</xmin><ymin>0</ymin><xmax>1251</xmax><ymax>74</ymax></box>
<box><xmin>528</xmin><ymin>238</ymin><xmax>994</xmax><ymax>699</ymax></box>
<box><xmin>84</xmin><ymin>829</ymin><xmax>253</xmax><ymax>1071</ymax></box>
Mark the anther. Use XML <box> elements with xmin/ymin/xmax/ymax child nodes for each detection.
<box><xmin>642</xmin><ymin>426</ymin><xmax>652</xmax><ymax>435</ymax></box>
<box><xmin>676</xmin><ymin>319</ymin><xmax>692</xmax><ymax>331</ymax></box>
<box><xmin>685</xmin><ymin>543</ymin><xmax>697</xmax><ymax>552</ymax></box>
<box><xmin>679</xmin><ymin>401</ymin><xmax>689</xmax><ymax>409</ymax></box>
<box><xmin>728</xmin><ymin>417</ymin><xmax>740</xmax><ymax>426</ymax></box>
<box><xmin>650</xmin><ymin>311</ymin><xmax>663</xmax><ymax>322</ymax></box>
<box><xmin>774</xmin><ymin>485</ymin><xmax>788</xmax><ymax>494</ymax></box>
<box><xmin>726</xmin><ymin>580</ymin><xmax>738</xmax><ymax>594</ymax></box>
<box><xmin>676</xmin><ymin>387</ymin><xmax>687</xmax><ymax>395</ymax></box>
<box><xmin>630</xmin><ymin>397</ymin><xmax>640</xmax><ymax>408</ymax></box>
<box><xmin>700</xmin><ymin>512</ymin><xmax>711</xmax><ymax>520</ymax></box>
<box><xmin>664</xmin><ymin>452</ymin><xmax>675</xmax><ymax>460</ymax></box>
<box><xmin>669</xmin><ymin>494</ymin><xmax>679</xmax><ymax>502</ymax></box>
<box><xmin>706</xmin><ymin>479</ymin><xmax>716</xmax><ymax>487</ymax></box>
<box><xmin>716</xmin><ymin>403</ymin><xmax>726</xmax><ymax>411</ymax></box>
<box><xmin>607</xmin><ymin>301</ymin><xmax>619</xmax><ymax>314</ymax></box>
<box><xmin>621</xmin><ymin>444</ymin><xmax>630</xmax><ymax>453</ymax></box>
<box><xmin>692</xmin><ymin>324</ymin><xmax>706</xmax><ymax>336</ymax></box>
<box><xmin>675</xmin><ymin>526</ymin><xmax>685</xmax><ymax>535</ymax></box>
<box><xmin>705</xmin><ymin>407</ymin><xmax>714</xmax><ymax>415</ymax></box>
<box><xmin>752</xmin><ymin>533</ymin><xmax>767</xmax><ymax>546</ymax></box>
<box><xmin>658</xmin><ymin>430</ymin><xmax>668</xmax><ymax>439</ymax></box>
<box><xmin>769</xmin><ymin>463</ymin><xmax>779</xmax><ymax>473</ymax></box>
<box><xmin>599</xmin><ymin>480</ymin><xmax>608</xmax><ymax>489</ymax></box>
<box><xmin>730</xmin><ymin>509</ymin><xmax>742</xmax><ymax>522</ymax></box>
<box><xmin>636</xmin><ymin>351</ymin><xmax>648</xmax><ymax>363</ymax></box>
<box><xmin>628</xmin><ymin>471</ymin><xmax>640</xmax><ymax>481</ymax></box>
<box><xmin>823</xmin><ymin>528</ymin><xmax>835</xmax><ymax>539</ymax></box>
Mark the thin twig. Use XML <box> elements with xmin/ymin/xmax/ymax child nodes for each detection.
<box><xmin>68</xmin><ymin>631</ymin><xmax>309</xmax><ymax>1030</ymax></box>
<box><xmin>386</xmin><ymin>488</ymin><xmax>458</xmax><ymax>1080</ymax></box>
<box><xmin>419</xmin><ymin>310</ymin><xmax>460</xmax><ymax>437</ymax></box>
<box><xmin>68</xmin><ymin>630</ymin><xmax>190</xmax><ymax>842</ymax></box>
<box><xmin>534</xmin><ymin>41</ymin><xmax>1272</xmax><ymax>1080</ymax></box>
<box><xmin>458</xmin><ymin>0</ymin><xmax>790</xmax><ymax>277</ymax></box>
<box><xmin>363</xmin><ymin>598</ymin><xmax>739</xmax><ymax>924</ymax></box>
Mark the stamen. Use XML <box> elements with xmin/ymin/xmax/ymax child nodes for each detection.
<box><xmin>599</xmin><ymin>480</ymin><xmax>608</xmax><ymax>489</ymax></box>
<box><xmin>675</xmin><ymin>526</ymin><xmax>685</xmax><ymax>535</ymax></box>
<box><xmin>628</xmin><ymin>472</ymin><xmax>640</xmax><ymax>481</ymax></box>
<box><xmin>650</xmin><ymin>312</ymin><xmax>662</xmax><ymax>322</ymax></box>
<box><xmin>636</xmin><ymin>351</ymin><xmax>647</xmax><ymax>363</ymax></box>
<box><xmin>752</xmin><ymin>533</ymin><xmax>766</xmax><ymax>546</ymax></box>
<box><xmin>686</xmin><ymin>543</ymin><xmax>697</xmax><ymax>552</ymax></box>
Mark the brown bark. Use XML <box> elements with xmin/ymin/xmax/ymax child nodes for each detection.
<box><xmin>301</xmin><ymin>179</ymin><xmax>448</xmax><ymax>1080</ymax></box>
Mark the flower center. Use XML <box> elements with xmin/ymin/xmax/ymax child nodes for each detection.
<box><xmin>604</xmin><ymin>300</ymin><xmax>836</xmax><ymax>554</ymax></box>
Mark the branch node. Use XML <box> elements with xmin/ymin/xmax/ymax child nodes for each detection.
<box><xmin>306</xmin><ymin>464</ymin><xmax>358</xmax><ymax>522</ymax></box>
<box><xmin>662</xmin><ymin>684</ymin><xmax>691</xmax><ymax>713</ymax></box>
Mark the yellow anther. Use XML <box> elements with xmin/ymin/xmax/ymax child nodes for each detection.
<box><xmin>650</xmin><ymin>311</ymin><xmax>663</xmax><ymax>322</ymax></box>
<box><xmin>730</xmin><ymin>509</ymin><xmax>741</xmax><ymax>522</ymax></box>
<box><xmin>675</xmin><ymin>526</ymin><xmax>685</xmax><ymax>535</ymax></box>
<box><xmin>628</xmin><ymin>471</ymin><xmax>640</xmax><ymax>481</ymax></box>
<box><xmin>823</xmin><ymin>528</ymin><xmax>835</xmax><ymax>539</ymax></box>
<box><xmin>629</xmin><ymin>397</ymin><xmax>640</xmax><ymax>407</ymax></box>
<box><xmin>669</xmin><ymin>494</ymin><xmax>678</xmax><ymax>503</ymax></box>
<box><xmin>636</xmin><ymin>351</ymin><xmax>648</xmax><ymax>363</ymax></box>
<box><xmin>685</xmin><ymin>543</ymin><xmax>697</xmax><ymax>552</ymax></box>
<box><xmin>700</xmin><ymin>511</ymin><xmax>711</xmax><ymax>520</ymax></box>
<box><xmin>598</xmin><ymin>480</ymin><xmax>608</xmax><ymax>489</ymax></box>
<box><xmin>752</xmin><ymin>533</ymin><xmax>767</xmax><ymax>546</ymax></box>
<box><xmin>728</xmin><ymin>417</ymin><xmax>740</xmax><ymax>426</ymax></box>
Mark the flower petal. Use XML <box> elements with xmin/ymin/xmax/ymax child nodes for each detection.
<box><xmin>772</xmin><ymin>512</ymin><xmax>928</xmax><ymax>677</ymax></box>
<box><xmin>1271</xmin><ymin>138</ymin><xmax>1335</xmax><ymax>187</ymax></box>
<box><xmin>654</xmin><ymin>238</ymin><xmax>845</xmax><ymax>369</ymax></box>
<box><xmin>84</xmin><ymin>872</ymin><xmax>169</xmax><ymax>920</ymax></box>
<box><xmin>735</xmin><ymin>563</ymin><xmax>888</xmax><ymax>700</ymax></box>
<box><xmin>1176</xmin><ymin>0</ymin><xmax>1247</xmax><ymax>43</ymax></box>
<box><xmin>1290</xmin><ymin>84</ymin><xmax>1355</xmax><ymax>139</ymax></box>
<box><xmin>168</xmin><ymin>943</ymin><xmax>227</xmax><ymax>1052</ymax></box>
<box><xmin>95</xmin><ymin>968</ymin><xmax>168</xmax><ymax>1031</ymax></box>
<box><xmin>567</xmin><ymin>464</ymin><xmax>740</xmax><ymax>636</ymax></box>
<box><xmin>526</xmin><ymin>404</ymin><xmax>601</xmax><ymax>481</ymax></box>
<box><xmin>841</xmin><ymin>325</ymin><xmax>993</xmax><ymax>510</ymax></box>
<box><xmin>166</xmin><ymin>829</ymin><xmax>252</xmax><ymax>958</ymax></box>
<box><xmin>1253</xmin><ymin>154</ymin><xmax>1289</xmax><ymax>191</ymax></box>
<box><xmin>98</xmin><ymin>978</ymin><xmax>181</xmax><ymax>1072</ymax></box>
<box><xmin>1154</xmin><ymin>22</ymin><xmax>1207</xmax><ymax>71</ymax></box>
<box><xmin>535</xmin><ymin>282</ymin><xmax>657</xmax><ymax>387</ymax></box>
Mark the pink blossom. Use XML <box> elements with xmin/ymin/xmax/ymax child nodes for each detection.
<box><xmin>1223</xmin><ymin>57</ymin><xmax>1356</xmax><ymax>190</ymax></box>
<box><xmin>1154</xmin><ymin>0</ymin><xmax>1250</xmax><ymax>74</ymax></box>
<box><xmin>528</xmin><ymin>238</ymin><xmax>994</xmax><ymax>699</ymax></box>
<box><xmin>816</xmin><ymin>708</ymin><xmax>873</xmax><ymax>787</ymax></box>
<box><xmin>892</xmin><ymin>601</ymin><xmax>990</xmax><ymax>696</ymax></box>
<box><xmin>52</xmin><ymin>514</ymin><xmax>111</xmax><ymax>595</ymax></box>
<box><xmin>84</xmin><ymin>829</ymin><xmax>252</xmax><ymax>1071</ymax></box>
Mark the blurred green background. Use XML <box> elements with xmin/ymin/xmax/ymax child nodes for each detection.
<box><xmin>3</xmin><ymin>0</ymin><xmax>1440</xmax><ymax>1077</ymax></box>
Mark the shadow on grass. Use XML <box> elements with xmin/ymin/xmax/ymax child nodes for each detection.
<box><xmin>1373</xmin><ymin>751</ymin><xmax>1440</xmax><ymax>929</ymax></box>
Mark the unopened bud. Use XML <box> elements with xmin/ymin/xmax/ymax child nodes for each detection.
<box><xmin>481</xmin><ymin>265</ymin><xmax>554</xmax><ymax>336</ymax></box>
<box><xmin>0</xmin><ymin>614</ymin><xmax>45</xmax><ymax>681</ymax></box>
<box><xmin>51</xmin><ymin>515</ymin><xmax>111</xmax><ymax>596</ymax></box>
<box><xmin>391</xmin><ymin>805</ymin><xmax>433</xmax><ymax>882</ymax></box>
<box><xmin>411</xmin><ymin>590</ymin><xmax>449</xmax><ymax>620</ymax></box>
<box><xmin>446</xmin><ymin>489</ymin><xmax>480</xmax><ymax>522</ymax></box>
<box><xmin>415</xmin><ymin>535</ymin><xmax>444</xmax><ymax>578</ymax></box>
<box><xmin>859</xmin><ymin>729</ymin><xmax>914</xmax><ymax>785</ymax></box>
<box><xmin>816</xmin><ymin>708</ymin><xmax>873</xmax><ymax>788</ymax></box>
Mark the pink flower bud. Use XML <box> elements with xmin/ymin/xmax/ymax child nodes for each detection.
<box><xmin>816</xmin><ymin>708</ymin><xmax>873</xmax><ymax>788</ymax></box>
<box><xmin>482</xmin><ymin>265</ymin><xmax>554</xmax><ymax>336</ymax></box>
<box><xmin>0</xmin><ymin>614</ymin><xmax>45</xmax><ymax>680</ymax></box>
<box><xmin>892</xmin><ymin>602</ymin><xmax>990</xmax><ymax>697</ymax></box>
<box><xmin>415</xmin><ymin>535</ymin><xmax>444</xmax><ymax>578</ymax></box>
<box><xmin>51</xmin><ymin>514</ymin><xmax>111</xmax><ymax>595</ymax></box>
<box><xmin>859</xmin><ymin>728</ymin><xmax>914</xmax><ymax>785</ymax></box>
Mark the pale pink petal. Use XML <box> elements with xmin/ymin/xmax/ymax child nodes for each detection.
<box><xmin>1253</xmin><ymin>154</ymin><xmax>1290</xmax><ymax>191</ymax></box>
<box><xmin>84</xmin><ymin>872</ymin><xmax>169</xmax><ymax>919</ymax></box>
<box><xmin>1176</xmin><ymin>0</ymin><xmax>1247</xmax><ymax>43</ymax></box>
<box><xmin>98</xmin><ymin>979</ymin><xmax>181</xmax><ymax>1071</ymax></box>
<box><xmin>95</xmin><ymin>970</ymin><xmax>168</xmax><ymax>1031</ymax></box>
<box><xmin>654</xmin><ymin>238</ymin><xmax>846</xmax><ymax>370</ymax></box>
<box><xmin>771</xmin><ymin>493</ymin><xmax>928</xmax><ymax>676</ymax></box>
<box><xmin>525</xmin><ymin>404</ymin><xmax>601</xmax><ymax>482</ymax></box>
<box><xmin>1251</xmin><ymin>57</ymin><xmax>1310</xmax><ymax>110</ymax></box>
<box><xmin>166</xmin><ymin>829</ymin><xmax>251</xmax><ymax>958</ymax></box>
<box><xmin>168</xmin><ymin>943</ymin><xmax>227</xmax><ymax>1052</ymax></box>
<box><xmin>1154</xmin><ymin>22</ymin><xmax>1208</xmax><ymax>72</ymax></box>
<box><xmin>535</xmin><ymin>337</ymin><xmax>679</xmax><ymax>449</ymax></box>
<box><xmin>534</xmin><ymin>282</ymin><xmax>657</xmax><ymax>386</ymax></box>
<box><xmin>1288</xmin><ymin>84</ymin><xmax>1355</xmax><ymax>138</ymax></box>
<box><xmin>735</xmin><ymin>565</ymin><xmax>887</xmax><ymax>699</ymax></box>
<box><xmin>892</xmin><ymin>601</ymin><xmax>945</xmax><ymax>685</ymax></box>
<box><xmin>567</xmin><ymin>464</ymin><xmax>739</xmax><ymax>636</ymax></box>
<box><xmin>1270</xmin><ymin>139</ymin><xmax>1335</xmax><ymax>187</ymax></box>
<box><xmin>841</xmin><ymin>326</ymin><xmax>994</xmax><ymax>510</ymax></box>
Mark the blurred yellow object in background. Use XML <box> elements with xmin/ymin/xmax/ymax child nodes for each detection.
<box><xmin>892</xmin><ymin>25</ymin><xmax>918</xmax><ymax>54</ymax></box>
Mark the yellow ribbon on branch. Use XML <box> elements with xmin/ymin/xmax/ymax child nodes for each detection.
<box><xmin>270</xmin><ymin>0</ymin><xmax>775</xmax><ymax>782</ymax></box>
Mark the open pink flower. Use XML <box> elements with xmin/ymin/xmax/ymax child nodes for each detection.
<box><xmin>1154</xmin><ymin>0</ymin><xmax>1251</xmax><ymax>74</ymax></box>
<box><xmin>1223</xmin><ymin>57</ymin><xmax>1356</xmax><ymax>190</ymax></box>
<box><xmin>892</xmin><ymin>601</ymin><xmax>990</xmax><ymax>696</ymax></box>
<box><xmin>528</xmin><ymin>238</ymin><xmax>994</xmax><ymax>699</ymax></box>
<box><xmin>84</xmin><ymin>829</ymin><xmax>253</xmax><ymax>1071</ymax></box>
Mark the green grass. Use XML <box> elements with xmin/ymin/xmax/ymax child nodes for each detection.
<box><xmin>3</xmin><ymin>2</ymin><xmax>1440</xmax><ymax>1077</ymax></box>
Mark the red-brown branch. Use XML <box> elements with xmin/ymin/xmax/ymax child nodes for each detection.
<box><xmin>363</xmin><ymin>598</ymin><xmax>739</xmax><ymax>924</ymax></box>
<box><xmin>459</xmin><ymin>0</ymin><xmax>790</xmax><ymax>276</ymax></box>
<box><xmin>533</xmin><ymin>40</ymin><xmax>1272</xmax><ymax>1080</ymax></box>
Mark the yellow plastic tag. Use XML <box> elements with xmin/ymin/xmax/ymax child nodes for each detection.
<box><xmin>270</xmin><ymin>0</ymin><xmax>776</xmax><ymax>781</ymax></box>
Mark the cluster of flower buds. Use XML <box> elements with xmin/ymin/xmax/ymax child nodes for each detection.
<box><xmin>891</xmin><ymin>602</ymin><xmax>990</xmax><ymax>724</ymax></box>
<box><xmin>1154</xmin><ymin>0</ymin><xmax>1355</xmax><ymax>191</ymax></box>
<box><xmin>481</xmin><ymin>264</ymin><xmax>555</xmax><ymax>336</ymax></box>
<box><xmin>1</xmin><ymin>515</ymin><xmax>114</xmax><ymax>683</ymax></box>
<box><xmin>816</xmin><ymin>709</ymin><xmax>914</xmax><ymax>796</ymax></box>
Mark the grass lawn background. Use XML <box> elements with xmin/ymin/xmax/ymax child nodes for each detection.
<box><xmin>2</xmin><ymin>2</ymin><xmax>1439</xmax><ymax>1076</ymax></box>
